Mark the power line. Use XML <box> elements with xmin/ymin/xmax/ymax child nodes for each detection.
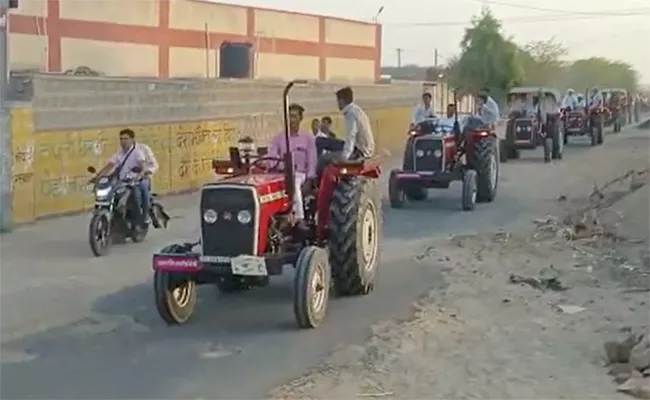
<box><xmin>386</xmin><ymin>11</ymin><xmax>650</xmax><ymax>27</ymax></box>
<box><xmin>463</xmin><ymin>0</ymin><xmax>650</xmax><ymax>16</ymax></box>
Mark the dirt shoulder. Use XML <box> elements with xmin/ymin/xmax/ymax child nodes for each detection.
<box><xmin>270</xmin><ymin>166</ymin><xmax>650</xmax><ymax>398</ymax></box>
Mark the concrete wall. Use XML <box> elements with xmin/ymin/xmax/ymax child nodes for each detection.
<box><xmin>8</xmin><ymin>75</ymin><xmax>435</xmax><ymax>225</ymax></box>
<box><xmin>8</xmin><ymin>0</ymin><xmax>380</xmax><ymax>81</ymax></box>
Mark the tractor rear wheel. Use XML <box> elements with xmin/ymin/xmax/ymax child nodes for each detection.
<box><xmin>474</xmin><ymin>138</ymin><xmax>498</xmax><ymax>203</ymax></box>
<box><xmin>329</xmin><ymin>177</ymin><xmax>381</xmax><ymax>296</ymax></box>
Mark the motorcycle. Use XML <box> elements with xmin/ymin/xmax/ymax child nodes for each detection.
<box><xmin>86</xmin><ymin>165</ymin><xmax>169</xmax><ymax>257</ymax></box>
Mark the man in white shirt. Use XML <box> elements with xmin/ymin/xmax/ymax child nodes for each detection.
<box><xmin>412</xmin><ymin>92</ymin><xmax>435</xmax><ymax>125</ymax></box>
<box><xmin>588</xmin><ymin>87</ymin><xmax>604</xmax><ymax>109</ymax></box>
<box><xmin>477</xmin><ymin>89</ymin><xmax>500</xmax><ymax>127</ymax></box>
<box><xmin>93</xmin><ymin>129</ymin><xmax>152</xmax><ymax>228</ymax></box>
<box><xmin>561</xmin><ymin>89</ymin><xmax>579</xmax><ymax>110</ymax></box>
<box><xmin>336</xmin><ymin>86</ymin><xmax>375</xmax><ymax>160</ymax></box>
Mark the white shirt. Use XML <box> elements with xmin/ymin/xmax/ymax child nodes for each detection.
<box><xmin>589</xmin><ymin>92</ymin><xmax>603</xmax><ymax>108</ymax></box>
<box><xmin>315</xmin><ymin>131</ymin><xmax>329</xmax><ymax>138</ymax></box>
<box><xmin>341</xmin><ymin>102</ymin><xmax>375</xmax><ymax>159</ymax></box>
<box><xmin>479</xmin><ymin>96</ymin><xmax>500</xmax><ymax>125</ymax></box>
<box><xmin>412</xmin><ymin>104</ymin><xmax>435</xmax><ymax>124</ymax></box>
<box><xmin>561</xmin><ymin>94</ymin><xmax>579</xmax><ymax>109</ymax></box>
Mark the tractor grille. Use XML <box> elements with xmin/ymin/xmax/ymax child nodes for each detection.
<box><xmin>413</xmin><ymin>138</ymin><xmax>443</xmax><ymax>172</ymax></box>
<box><xmin>515</xmin><ymin>121</ymin><xmax>534</xmax><ymax>141</ymax></box>
<box><xmin>200</xmin><ymin>186</ymin><xmax>256</xmax><ymax>257</ymax></box>
<box><xmin>566</xmin><ymin>114</ymin><xmax>583</xmax><ymax>130</ymax></box>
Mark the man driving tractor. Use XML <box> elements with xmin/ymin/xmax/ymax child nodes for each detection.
<box><xmin>589</xmin><ymin>86</ymin><xmax>604</xmax><ymax>108</ymax></box>
<box><xmin>561</xmin><ymin>89</ymin><xmax>579</xmax><ymax>110</ymax></box>
<box><xmin>411</xmin><ymin>92</ymin><xmax>436</xmax><ymax>125</ymax></box>
<box><xmin>268</xmin><ymin>103</ymin><xmax>318</xmax><ymax>231</ymax></box>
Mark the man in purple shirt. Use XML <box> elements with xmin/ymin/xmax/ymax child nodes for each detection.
<box><xmin>268</xmin><ymin>103</ymin><xmax>317</xmax><ymax>228</ymax></box>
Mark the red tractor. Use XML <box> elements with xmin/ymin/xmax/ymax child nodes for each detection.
<box><xmin>151</xmin><ymin>80</ymin><xmax>383</xmax><ymax>329</ymax></box>
<box><xmin>388</xmin><ymin>91</ymin><xmax>499</xmax><ymax>211</ymax></box>
<box><xmin>502</xmin><ymin>86</ymin><xmax>564</xmax><ymax>163</ymax></box>
<box><xmin>562</xmin><ymin>88</ymin><xmax>605</xmax><ymax>146</ymax></box>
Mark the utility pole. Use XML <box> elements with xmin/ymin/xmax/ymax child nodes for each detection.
<box><xmin>396</xmin><ymin>48</ymin><xmax>403</xmax><ymax>68</ymax></box>
<box><xmin>434</xmin><ymin>48</ymin><xmax>438</xmax><ymax>67</ymax></box>
<box><xmin>0</xmin><ymin>0</ymin><xmax>17</xmax><ymax>232</ymax></box>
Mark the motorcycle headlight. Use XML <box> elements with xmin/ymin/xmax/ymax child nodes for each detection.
<box><xmin>237</xmin><ymin>210</ymin><xmax>252</xmax><ymax>224</ymax></box>
<box><xmin>95</xmin><ymin>187</ymin><xmax>111</xmax><ymax>199</ymax></box>
<box><xmin>203</xmin><ymin>209</ymin><xmax>217</xmax><ymax>224</ymax></box>
<box><xmin>416</xmin><ymin>149</ymin><xmax>425</xmax><ymax>157</ymax></box>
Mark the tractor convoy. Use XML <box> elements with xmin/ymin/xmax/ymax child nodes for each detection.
<box><xmin>150</xmin><ymin>80</ymin><xmax>630</xmax><ymax>330</ymax></box>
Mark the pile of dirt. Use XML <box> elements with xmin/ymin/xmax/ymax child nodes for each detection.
<box><xmin>605</xmin><ymin>331</ymin><xmax>650</xmax><ymax>399</ymax></box>
<box><xmin>269</xmin><ymin>170</ymin><xmax>650</xmax><ymax>400</ymax></box>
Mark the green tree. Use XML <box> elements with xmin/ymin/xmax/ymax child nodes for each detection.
<box><xmin>519</xmin><ymin>38</ymin><xmax>567</xmax><ymax>86</ymax></box>
<box><xmin>447</xmin><ymin>7</ymin><xmax>524</xmax><ymax>103</ymax></box>
<box><xmin>562</xmin><ymin>58</ymin><xmax>638</xmax><ymax>92</ymax></box>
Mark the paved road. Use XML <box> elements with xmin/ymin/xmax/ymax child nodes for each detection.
<box><xmin>1</xmin><ymin>126</ymin><xmax>648</xmax><ymax>399</ymax></box>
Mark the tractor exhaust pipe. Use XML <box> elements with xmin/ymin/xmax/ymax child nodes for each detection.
<box><xmin>282</xmin><ymin>80</ymin><xmax>309</xmax><ymax>204</ymax></box>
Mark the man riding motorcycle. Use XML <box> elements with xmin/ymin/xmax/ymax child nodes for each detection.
<box><xmin>267</xmin><ymin>103</ymin><xmax>317</xmax><ymax>231</ymax></box>
<box><xmin>561</xmin><ymin>89</ymin><xmax>579</xmax><ymax>111</ymax></box>
<box><xmin>91</xmin><ymin>128</ymin><xmax>153</xmax><ymax>230</ymax></box>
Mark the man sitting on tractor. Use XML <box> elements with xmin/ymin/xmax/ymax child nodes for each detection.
<box><xmin>336</xmin><ymin>86</ymin><xmax>376</xmax><ymax>160</ymax></box>
<box><xmin>438</xmin><ymin>103</ymin><xmax>465</xmax><ymax>129</ymax></box>
<box><xmin>577</xmin><ymin>93</ymin><xmax>586</xmax><ymax>109</ymax></box>
<box><xmin>268</xmin><ymin>103</ymin><xmax>318</xmax><ymax>231</ymax></box>
<box><xmin>477</xmin><ymin>88</ymin><xmax>500</xmax><ymax>128</ymax></box>
<box><xmin>588</xmin><ymin>86</ymin><xmax>604</xmax><ymax>109</ymax></box>
<box><xmin>411</xmin><ymin>92</ymin><xmax>436</xmax><ymax>125</ymax></box>
<box><xmin>561</xmin><ymin>89</ymin><xmax>579</xmax><ymax>111</ymax></box>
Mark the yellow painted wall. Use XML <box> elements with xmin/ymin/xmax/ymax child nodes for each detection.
<box><xmin>169</xmin><ymin>0</ymin><xmax>247</xmax><ymax>35</ymax></box>
<box><xmin>59</xmin><ymin>0</ymin><xmax>158</xmax><ymax>26</ymax></box>
<box><xmin>10</xmin><ymin>105</ymin><xmax>412</xmax><ymax>223</ymax></box>
<box><xmin>254</xmin><ymin>9</ymin><xmax>319</xmax><ymax>42</ymax></box>
<box><xmin>256</xmin><ymin>53</ymin><xmax>319</xmax><ymax>80</ymax></box>
<box><xmin>12</xmin><ymin>0</ymin><xmax>47</xmax><ymax>17</ymax></box>
<box><xmin>9</xmin><ymin>33</ymin><xmax>47</xmax><ymax>71</ymax></box>
<box><xmin>325</xmin><ymin>57</ymin><xmax>374</xmax><ymax>82</ymax></box>
<box><xmin>324</xmin><ymin>18</ymin><xmax>375</xmax><ymax>47</ymax></box>
<box><xmin>169</xmin><ymin>46</ymin><xmax>217</xmax><ymax>78</ymax></box>
<box><xmin>61</xmin><ymin>38</ymin><xmax>158</xmax><ymax>76</ymax></box>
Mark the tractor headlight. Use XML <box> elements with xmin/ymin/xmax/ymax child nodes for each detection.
<box><xmin>237</xmin><ymin>210</ymin><xmax>252</xmax><ymax>224</ymax></box>
<box><xmin>516</xmin><ymin>126</ymin><xmax>522</xmax><ymax>132</ymax></box>
<box><xmin>433</xmin><ymin>150</ymin><xmax>442</xmax><ymax>158</ymax></box>
<box><xmin>416</xmin><ymin>149</ymin><xmax>425</xmax><ymax>157</ymax></box>
<box><xmin>203</xmin><ymin>209</ymin><xmax>217</xmax><ymax>224</ymax></box>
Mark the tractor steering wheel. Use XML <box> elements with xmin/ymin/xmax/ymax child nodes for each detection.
<box><xmin>251</xmin><ymin>156</ymin><xmax>284</xmax><ymax>172</ymax></box>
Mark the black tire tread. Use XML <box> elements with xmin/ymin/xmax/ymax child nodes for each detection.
<box><xmin>329</xmin><ymin>177</ymin><xmax>381</xmax><ymax>296</ymax></box>
<box><xmin>293</xmin><ymin>246</ymin><xmax>330</xmax><ymax>329</ymax></box>
<box><xmin>474</xmin><ymin>138</ymin><xmax>497</xmax><ymax>203</ymax></box>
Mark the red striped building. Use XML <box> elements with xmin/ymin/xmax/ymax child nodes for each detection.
<box><xmin>8</xmin><ymin>0</ymin><xmax>382</xmax><ymax>81</ymax></box>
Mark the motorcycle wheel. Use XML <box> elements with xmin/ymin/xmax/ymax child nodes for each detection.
<box><xmin>89</xmin><ymin>211</ymin><xmax>111</xmax><ymax>257</ymax></box>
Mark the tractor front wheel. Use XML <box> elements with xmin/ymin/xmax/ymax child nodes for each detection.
<box><xmin>293</xmin><ymin>246</ymin><xmax>331</xmax><ymax>329</ymax></box>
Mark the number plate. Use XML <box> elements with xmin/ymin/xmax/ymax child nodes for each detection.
<box><xmin>231</xmin><ymin>255</ymin><xmax>268</xmax><ymax>276</ymax></box>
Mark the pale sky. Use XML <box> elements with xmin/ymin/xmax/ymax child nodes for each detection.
<box><xmin>217</xmin><ymin>0</ymin><xmax>650</xmax><ymax>83</ymax></box>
